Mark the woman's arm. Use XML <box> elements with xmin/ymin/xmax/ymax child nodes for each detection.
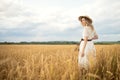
<box><xmin>82</xmin><ymin>37</ymin><xmax>88</xmax><ymax>51</ymax></box>
<box><xmin>81</xmin><ymin>37</ymin><xmax>88</xmax><ymax>57</ymax></box>
<box><xmin>80</xmin><ymin>27</ymin><xmax>89</xmax><ymax>57</ymax></box>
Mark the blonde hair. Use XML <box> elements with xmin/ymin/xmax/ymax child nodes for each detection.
<box><xmin>86</xmin><ymin>21</ymin><xmax>94</xmax><ymax>31</ymax></box>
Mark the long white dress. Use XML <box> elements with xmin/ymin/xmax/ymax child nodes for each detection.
<box><xmin>78</xmin><ymin>26</ymin><xmax>97</xmax><ymax>70</ymax></box>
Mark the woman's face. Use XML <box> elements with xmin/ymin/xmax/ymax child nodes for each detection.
<box><xmin>81</xmin><ymin>18</ymin><xmax>87</xmax><ymax>26</ymax></box>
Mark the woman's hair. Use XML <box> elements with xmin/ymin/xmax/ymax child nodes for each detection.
<box><xmin>86</xmin><ymin>20</ymin><xmax>94</xmax><ymax>31</ymax></box>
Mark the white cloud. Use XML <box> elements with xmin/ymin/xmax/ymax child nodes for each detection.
<box><xmin>0</xmin><ymin>0</ymin><xmax>120</xmax><ymax>42</ymax></box>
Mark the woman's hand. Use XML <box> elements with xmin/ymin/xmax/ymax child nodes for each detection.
<box><xmin>92</xmin><ymin>34</ymin><xmax>98</xmax><ymax>40</ymax></box>
<box><xmin>74</xmin><ymin>45</ymin><xmax>79</xmax><ymax>51</ymax></box>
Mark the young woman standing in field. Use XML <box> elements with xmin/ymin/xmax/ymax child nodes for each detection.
<box><xmin>75</xmin><ymin>16</ymin><xmax>98</xmax><ymax>75</ymax></box>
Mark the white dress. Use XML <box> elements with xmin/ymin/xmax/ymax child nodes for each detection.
<box><xmin>78</xmin><ymin>26</ymin><xmax>97</xmax><ymax>70</ymax></box>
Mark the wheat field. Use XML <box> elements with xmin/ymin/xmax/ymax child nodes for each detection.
<box><xmin>0</xmin><ymin>44</ymin><xmax>120</xmax><ymax>80</ymax></box>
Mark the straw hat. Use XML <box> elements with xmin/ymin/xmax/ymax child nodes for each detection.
<box><xmin>78</xmin><ymin>15</ymin><xmax>93</xmax><ymax>24</ymax></box>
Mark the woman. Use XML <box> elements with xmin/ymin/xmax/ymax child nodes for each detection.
<box><xmin>76</xmin><ymin>16</ymin><xmax>98</xmax><ymax>71</ymax></box>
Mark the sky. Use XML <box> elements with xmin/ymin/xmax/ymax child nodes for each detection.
<box><xmin>0</xmin><ymin>0</ymin><xmax>120</xmax><ymax>42</ymax></box>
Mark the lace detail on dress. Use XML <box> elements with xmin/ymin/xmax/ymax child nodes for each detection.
<box><xmin>82</xmin><ymin>26</ymin><xmax>97</xmax><ymax>39</ymax></box>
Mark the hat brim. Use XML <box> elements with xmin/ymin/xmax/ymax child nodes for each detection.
<box><xmin>79</xmin><ymin>16</ymin><xmax>92</xmax><ymax>24</ymax></box>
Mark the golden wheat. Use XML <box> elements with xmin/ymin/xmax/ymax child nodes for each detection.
<box><xmin>0</xmin><ymin>44</ymin><xmax>120</xmax><ymax>80</ymax></box>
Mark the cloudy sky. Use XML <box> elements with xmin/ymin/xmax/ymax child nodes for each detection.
<box><xmin>0</xmin><ymin>0</ymin><xmax>120</xmax><ymax>42</ymax></box>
